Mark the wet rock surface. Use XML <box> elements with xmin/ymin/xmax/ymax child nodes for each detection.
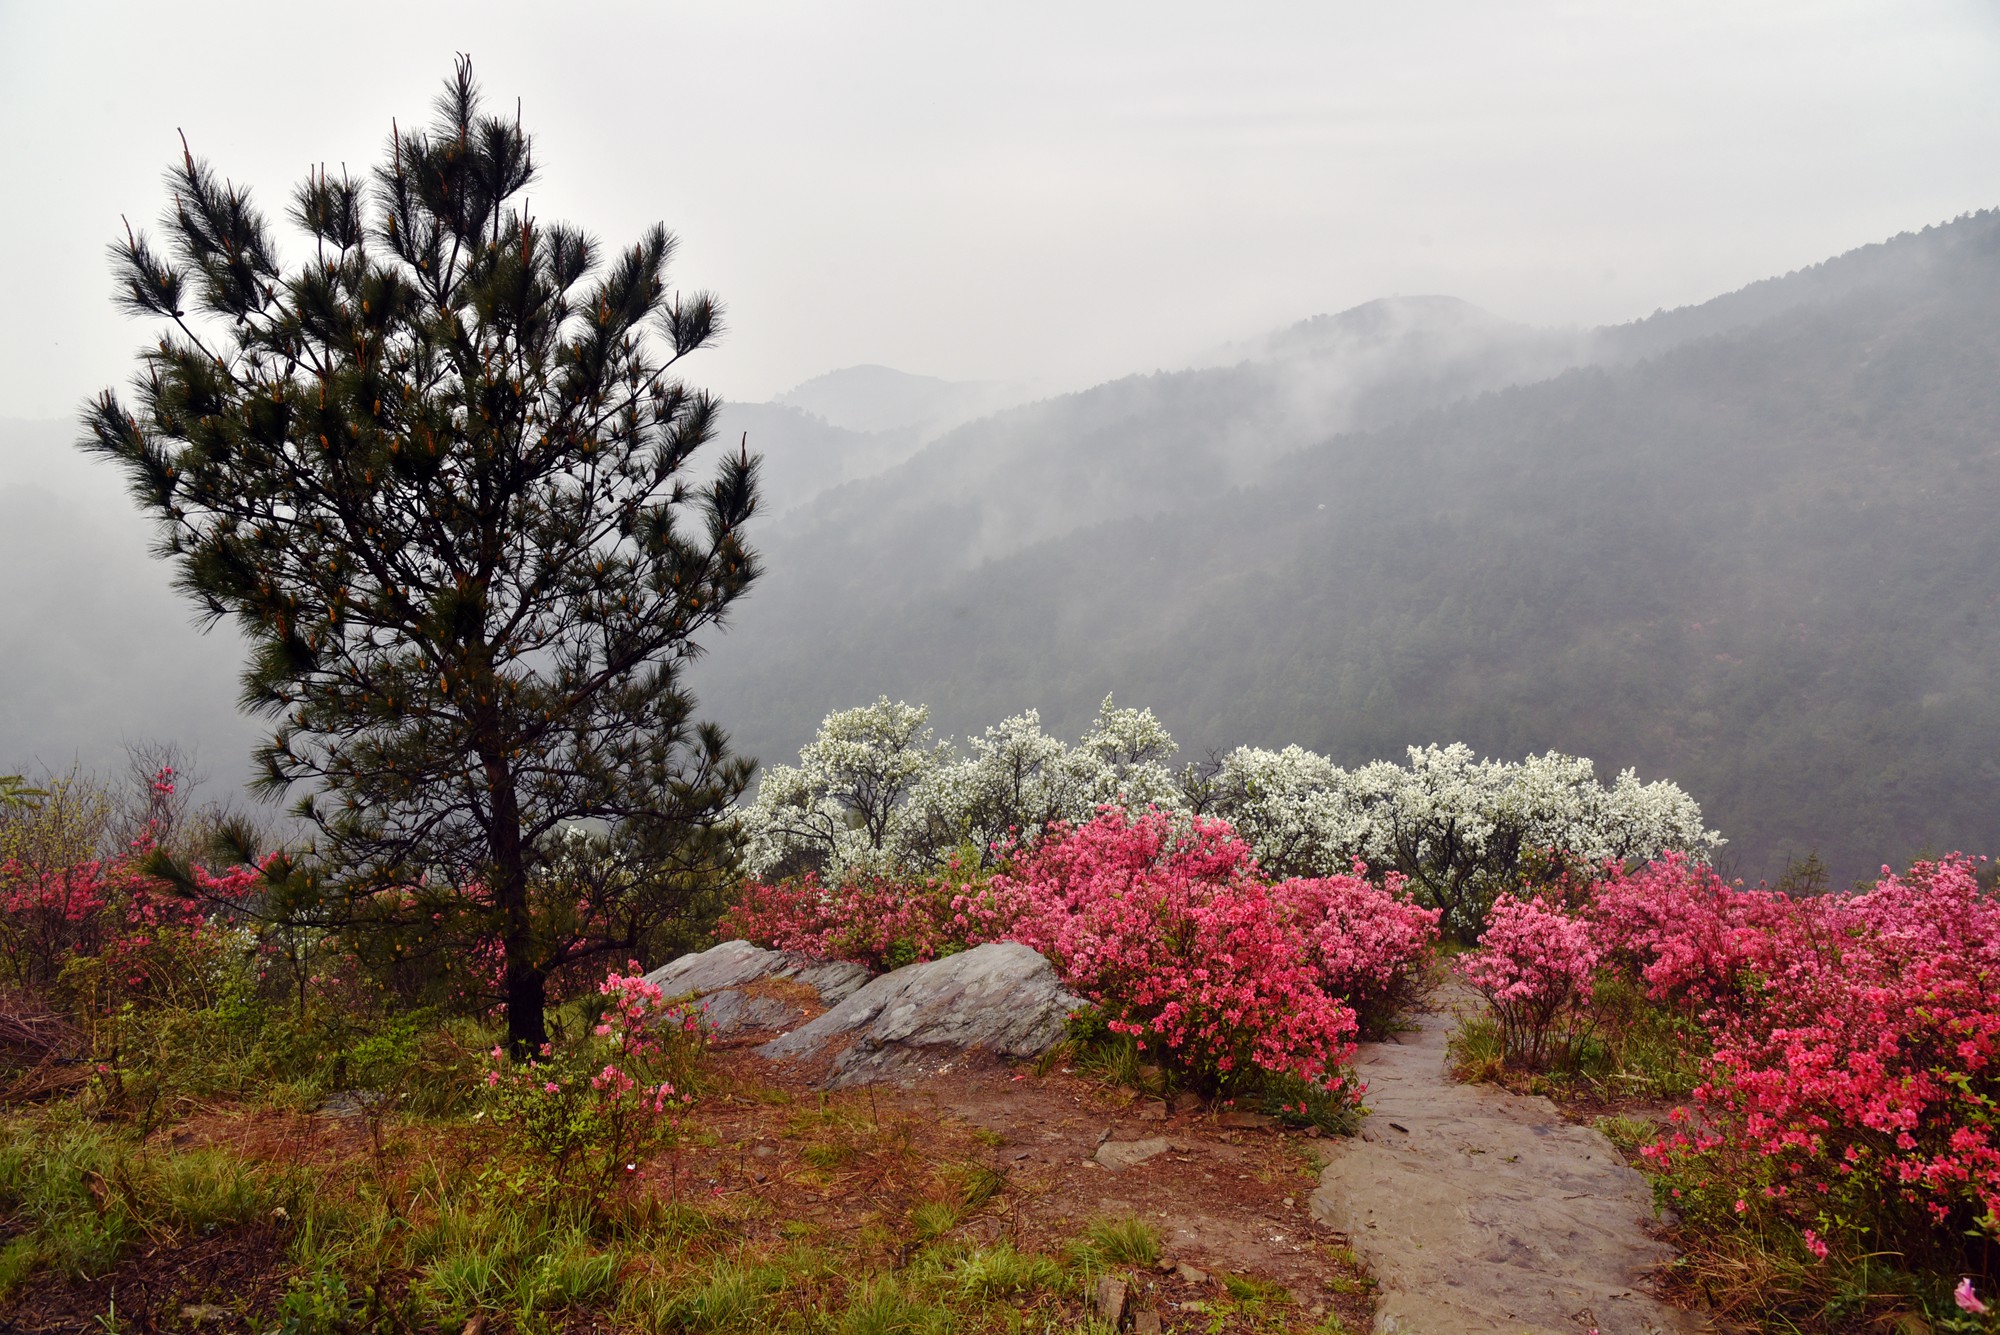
<box><xmin>642</xmin><ymin>940</ymin><xmax>870</xmax><ymax>1039</ymax></box>
<box><xmin>757</xmin><ymin>942</ymin><xmax>1082</xmax><ymax>1087</ymax></box>
<box><xmin>1310</xmin><ymin>990</ymin><xmax>1704</xmax><ymax>1334</ymax></box>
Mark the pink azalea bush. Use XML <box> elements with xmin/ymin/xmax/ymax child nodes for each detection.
<box><xmin>719</xmin><ymin>859</ymin><xmax>989</xmax><ymax>973</ymax></box>
<box><xmin>1641</xmin><ymin>856</ymin><xmax>2000</xmax><ymax>1268</ymax></box>
<box><xmin>727</xmin><ymin>805</ymin><xmax>1442</xmax><ymax>1106</ymax></box>
<box><xmin>1587</xmin><ymin>852</ymin><xmax>1809</xmax><ymax>1011</ymax></box>
<box><xmin>986</xmin><ymin>808</ymin><xmax>1362</xmax><ymax>1095</ymax></box>
<box><xmin>1457</xmin><ymin>849</ymin><xmax>2000</xmax><ymax>1292</ymax></box>
<box><xmin>1264</xmin><ymin>872</ymin><xmax>1439</xmax><ymax>1039</ymax></box>
<box><xmin>483</xmin><ymin>965</ymin><xmax>704</xmax><ymax>1191</ymax></box>
<box><xmin>1</xmin><ymin>767</ymin><xmax>264</xmax><ymax>1008</ymax></box>
<box><xmin>1455</xmin><ymin>893</ymin><xmax>1602</xmax><ymax>1068</ymax></box>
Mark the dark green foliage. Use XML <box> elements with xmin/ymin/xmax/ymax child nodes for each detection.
<box><xmin>81</xmin><ymin>60</ymin><xmax>760</xmax><ymax>1050</ymax></box>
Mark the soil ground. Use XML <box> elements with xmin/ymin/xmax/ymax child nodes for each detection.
<box><xmin>3</xmin><ymin>1036</ymin><xmax>1377</xmax><ymax>1334</ymax></box>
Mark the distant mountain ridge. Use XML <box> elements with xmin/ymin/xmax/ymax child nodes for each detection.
<box><xmin>7</xmin><ymin>212</ymin><xmax>1997</xmax><ymax>887</ymax></box>
<box><xmin>692</xmin><ymin>210</ymin><xmax>2000</xmax><ymax>887</ymax></box>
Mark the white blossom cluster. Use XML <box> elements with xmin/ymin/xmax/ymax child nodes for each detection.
<box><xmin>736</xmin><ymin>695</ymin><xmax>1178</xmax><ymax>879</ymax></box>
<box><xmin>738</xmin><ymin>700</ymin><xmax>1721</xmax><ymax>935</ymax></box>
<box><xmin>1204</xmin><ymin>741</ymin><xmax>1721</xmax><ymax>933</ymax></box>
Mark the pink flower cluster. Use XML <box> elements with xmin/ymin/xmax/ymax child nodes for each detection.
<box><xmin>483</xmin><ymin>964</ymin><xmax>704</xmax><ymax>1184</ymax></box>
<box><xmin>1642</xmin><ymin>857</ymin><xmax>2000</xmax><ymax>1255</ymax></box>
<box><xmin>720</xmin><ymin>869</ymin><xmax>974</xmax><ymax>973</ymax></box>
<box><xmin>987</xmin><ymin>808</ymin><xmax>1363</xmax><ymax>1091</ymax></box>
<box><xmin>1586</xmin><ymin>853</ymin><xmax>1804</xmax><ymax>1010</ymax></box>
<box><xmin>1279</xmin><ymin>870</ymin><xmax>1441</xmax><ymax>1037</ymax></box>
<box><xmin>584</xmin><ymin>969</ymin><xmax>700</xmax><ymax>1115</ymax></box>
<box><xmin>0</xmin><ymin>767</ymin><xmax>264</xmax><ymax>996</ymax></box>
<box><xmin>1463</xmin><ymin>850</ymin><xmax>2000</xmax><ymax>1266</ymax></box>
<box><xmin>727</xmin><ymin>806</ymin><xmax>1441</xmax><ymax>1097</ymax></box>
<box><xmin>1455</xmin><ymin>893</ymin><xmax>1602</xmax><ymax>1067</ymax></box>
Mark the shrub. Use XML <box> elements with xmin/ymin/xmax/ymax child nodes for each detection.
<box><xmin>1272</xmin><ymin>871</ymin><xmax>1440</xmax><ymax>1038</ymax></box>
<box><xmin>730</xmin><ymin>805</ymin><xmax>1441</xmax><ymax>1103</ymax></box>
<box><xmin>483</xmin><ymin>967</ymin><xmax>705</xmax><ymax>1193</ymax></box>
<box><xmin>986</xmin><ymin>807</ymin><xmax>1360</xmax><ymax>1097</ymax></box>
<box><xmin>1453</xmin><ymin>893</ymin><xmax>1600</xmax><ymax>1069</ymax></box>
<box><xmin>1587</xmin><ymin>853</ymin><xmax>1809</xmax><ymax>1011</ymax></box>
<box><xmin>1644</xmin><ymin>856</ymin><xmax>2000</xmax><ymax>1270</ymax></box>
<box><xmin>720</xmin><ymin>856</ymin><xmax>990</xmax><ymax>972</ymax></box>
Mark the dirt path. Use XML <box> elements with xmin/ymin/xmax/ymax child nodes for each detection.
<box><xmin>1309</xmin><ymin>992</ymin><xmax>1705</xmax><ymax>1335</ymax></box>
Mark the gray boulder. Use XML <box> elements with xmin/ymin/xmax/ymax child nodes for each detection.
<box><xmin>757</xmin><ymin>942</ymin><xmax>1084</xmax><ymax>1087</ymax></box>
<box><xmin>643</xmin><ymin>940</ymin><xmax>871</xmax><ymax>1039</ymax></box>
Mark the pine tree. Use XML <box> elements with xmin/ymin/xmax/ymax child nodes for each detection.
<box><xmin>81</xmin><ymin>59</ymin><xmax>761</xmax><ymax>1051</ymax></box>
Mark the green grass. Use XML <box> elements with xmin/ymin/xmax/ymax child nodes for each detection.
<box><xmin>1082</xmin><ymin>1216</ymin><xmax>1162</xmax><ymax>1268</ymax></box>
<box><xmin>0</xmin><ymin>1121</ymin><xmax>283</xmax><ymax>1292</ymax></box>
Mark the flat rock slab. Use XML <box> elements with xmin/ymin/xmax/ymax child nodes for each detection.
<box><xmin>757</xmin><ymin>942</ymin><xmax>1082</xmax><ymax>1088</ymax></box>
<box><xmin>643</xmin><ymin>940</ymin><xmax>870</xmax><ymax>1039</ymax></box>
<box><xmin>1310</xmin><ymin>992</ymin><xmax>1705</xmax><ymax>1335</ymax></box>
<box><xmin>1095</xmin><ymin>1137</ymin><xmax>1173</xmax><ymax>1170</ymax></box>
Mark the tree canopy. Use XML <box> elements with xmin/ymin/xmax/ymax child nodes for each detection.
<box><xmin>82</xmin><ymin>59</ymin><xmax>761</xmax><ymax>1051</ymax></box>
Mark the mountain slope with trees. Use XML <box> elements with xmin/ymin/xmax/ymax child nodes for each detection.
<box><xmin>695</xmin><ymin>212</ymin><xmax>2000</xmax><ymax>886</ymax></box>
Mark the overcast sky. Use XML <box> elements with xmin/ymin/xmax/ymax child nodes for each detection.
<box><xmin>3</xmin><ymin>1</ymin><xmax>1997</xmax><ymax>414</ymax></box>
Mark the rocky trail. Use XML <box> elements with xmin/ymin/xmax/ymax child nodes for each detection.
<box><xmin>1311</xmin><ymin>990</ymin><xmax>1704</xmax><ymax>1334</ymax></box>
<box><xmin>649</xmin><ymin>943</ymin><xmax>1706</xmax><ymax>1334</ymax></box>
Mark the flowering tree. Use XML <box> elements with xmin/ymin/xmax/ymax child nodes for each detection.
<box><xmin>738</xmin><ymin>695</ymin><xmax>1179</xmax><ymax>878</ymax></box>
<box><xmin>1207</xmin><ymin>742</ymin><xmax>1718</xmax><ymax>938</ymax></box>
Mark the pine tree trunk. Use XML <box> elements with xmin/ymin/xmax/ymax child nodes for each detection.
<box><xmin>485</xmin><ymin>752</ymin><xmax>548</xmax><ymax>1056</ymax></box>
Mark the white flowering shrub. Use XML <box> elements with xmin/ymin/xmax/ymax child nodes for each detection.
<box><xmin>737</xmin><ymin>696</ymin><xmax>1182</xmax><ymax>879</ymax></box>
<box><xmin>735</xmin><ymin>698</ymin><xmax>952</xmax><ymax>880</ymax></box>
<box><xmin>1206</xmin><ymin>742</ymin><xmax>1720</xmax><ymax>938</ymax></box>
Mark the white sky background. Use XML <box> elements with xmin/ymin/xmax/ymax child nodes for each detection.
<box><xmin>2</xmin><ymin>1</ymin><xmax>1998</xmax><ymax>413</ymax></box>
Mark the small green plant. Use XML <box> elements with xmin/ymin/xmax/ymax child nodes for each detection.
<box><xmin>1592</xmin><ymin>1113</ymin><xmax>1657</xmax><ymax>1154</ymax></box>
<box><xmin>1084</xmin><ymin>1216</ymin><xmax>1162</xmax><ymax>1268</ymax></box>
<box><xmin>1250</xmin><ymin>1071</ymin><xmax>1363</xmax><ymax>1136</ymax></box>
<box><xmin>949</xmin><ymin>1163</ymin><xmax>1007</xmax><ymax>1212</ymax></box>
<box><xmin>950</xmin><ymin>1242</ymin><xmax>1063</xmax><ymax>1300</ymax></box>
<box><xmin>628</xmin><ymin>1259</ymin><xmax>779</xmax><ymax>1333</ymax></box>
<box><xmin>907</xmin><ymin>1199</ymin><xmax>963</xmax><ymax>1242</ymax></box>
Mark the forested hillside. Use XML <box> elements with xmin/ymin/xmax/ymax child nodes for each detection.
<box><xmin>694</xmin><ymin>213</ymin><xmax>2000</xmax><ymax>885</ymax></box>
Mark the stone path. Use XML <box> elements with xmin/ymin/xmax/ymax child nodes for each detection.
<box><xmin>1309</xmin><ymin>993</ymin><xmax>1706</xmax><ymax>1335</ymax></box>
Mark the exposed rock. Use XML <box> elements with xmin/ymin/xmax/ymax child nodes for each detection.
<box><xmin>1176</xmin><ymin>1262</ymin><xmax>1209</xmax><ymax>1285</ymax></box>
<box><xmin>1132</xmin><ymin>1310</ymin><xmax>1162</xmax><ymax>1335</ymax></box>
<box><xmin>643</xmin><ymin>940</ymin><xmax>870</xmax><ymax>1039</ymax></box>
<box><xmin>1093</xmin><ymin>1275</ymin><xmax>1129</xmax><ymax>1328</ymax></box>
<box><xmin>1095</xmin><ymin>1137</ymin><xmax>1173</xmax><ymax>1170</ymax></box>
<box><xmin>756</xmin><ymin>942</ymin><xmax>1083</xmax><ymax>1087</ymax></box>
<box><xmin>1310</xmin><ymin>986</ymin><xmax>1702</xmax><ymax>1334</ymax></box>
<box><xmin>314</xmin><ymin>1089</ymin><xmax>387</xmax><ymax>1119</ymax></box>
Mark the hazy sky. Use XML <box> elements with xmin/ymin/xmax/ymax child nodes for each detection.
<box><xmin>4</xmin><ymin>1</ymin><xmax>1997</xmax><ymax>412</ymax></box>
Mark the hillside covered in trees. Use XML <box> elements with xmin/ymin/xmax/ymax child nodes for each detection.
<box><xmin>695</xmin><ymin>212</ymin><xmax>2000</xmax><ymax>886</ymax></box>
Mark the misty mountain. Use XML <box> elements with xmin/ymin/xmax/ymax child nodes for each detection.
<box><xmin>8</xmin><ymin>214</ymin><xmax>1996</xmax><ymax>887</ymax></box>
<box><xmin>719</xmin><ymin>367</ymin><xmax>1040</xmax><ymax>518</ymax></box>
<box><xmin>774</xmin><ymin>364</ymin><xmax>1030</xmax><ymax>438</ymax></box>
<box><xmin>0</xmin><ymin>416</ymin><xmax>259</xmax><ymax>788</ymax></box>
<box><xmin>692</xmin><ymin>212</ymin><xmax>2000</xmax><ymax>887</ymax></box>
